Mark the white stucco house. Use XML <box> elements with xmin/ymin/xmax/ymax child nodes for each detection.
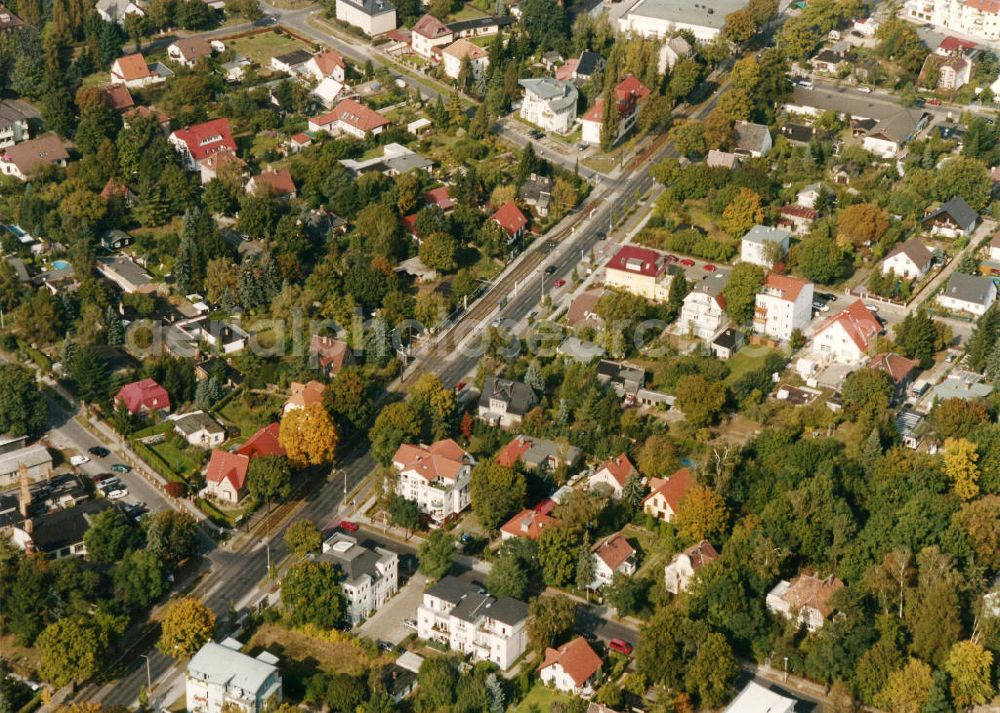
<box><xmin>810</xmin><ymin>300</ymin><xmax>882</xmax><ymax>366</ymax></box>
<box><xmin>589</xmin><ymin>533</ymin><xmax>636</xmax><ymax>589</ymax></box>
<box><xmin>937</xmin><ymin>272</ymin><xmax>997</xmax><ymax>316</ymax></box>
<box><xmin>741</xmin><ymin>225</ymin><xmax>791</xmax><ymax>269</ymax></box>
<box><xmin>334</xmin><ymin>0</ymin><xmax>396</xmax><ymax>35</ymax></box>
<box><xmin>319</xmin><ymin>533</ymin><xmax>398</xmax><ymax>624</ymax></box>
<box><xmin>881</xmin><ymin>238</ymin><xmax>934</xmax><ymax>280</ymax></box>
<box><xmin>664</xmin><ymin>540</ymin><xmax>719</xmax><ymax>594</ymax></box>
<box><xmin>392</xmin><ymin>439</ymin><xmax>474</xmax><ymax>526</ymax></box>
<box><xmin>186</xmin><ymin>640</ymin><xmax>282</xmax><ymax>713</ymax></box>
<box><xmin>753</xmin><ymin>274</ymin><xmax>814</xmax><ymax>342</ymax></box>
<box><xmin>678</xmin><ymin>273</ymin><xmax>729</xmax><ymax>340</ymax></box>
<box><xmin>766</xmin><ymin>573</ymin><xmax>844</xmax><ymax>632</ymax></box>
<box><xmin>539</xmin><ymin>637</ymin><xmax>603</xmax><ymax>696</ymax></box>
<box><xmin>518</xmin><ymin>77</ymin><xmax>578</xmax><ymax>134</ymax></box>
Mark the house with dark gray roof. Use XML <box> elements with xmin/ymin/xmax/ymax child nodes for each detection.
<box><xmin>335</xmin><ymin>0</ymin><xmax>396</xmax><ymax>35</ymax></box>
<box><xmin>937</xmin><ymin>272</ymin><xmax>997</xmax><ymax>316</ymax></box>
<box><xmin>417</xmin><ymin>575</ymin><xmax>528</xmax><ymax>669</ymax></box>
<box><xmin>171</xmin><ymin>410</ymin><xmax>226</xmax><ymax>448</ymax></box>
<box><xmin>922</xmin><ymin>196</ymin><xmax>979</xmax><ymax>238</ymax></box>
<box><xmin>8</xmin><ymin>498</ymin><xmax>113</xmax><ymax>558</ymax></box>
<box><xmin>319</xmin><ymin>533</ymin><xmax>398</xmax><ymax>624</ymax></box>
<box><xmin>734</xmin><ymin>120</ymin><xmax>772</xmax><ymax>157</ymax></box>
<box><xmin>574</xmin><ymin>51</ymin><xmax>604</xmax><ymax>80</ymax></box>
<box><xmin>478</xmin><ymin>376</ymin><xmax>538</xmax><ymax>429</ymax></box>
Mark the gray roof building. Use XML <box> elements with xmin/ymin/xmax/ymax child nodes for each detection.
<box><xmin>479</xmin><ymin>376</ymin><xmax>538</xmax><ymax>417</ymax></box>
<box><xmin>186</xmin><ymin>640</ymin><xmax>282</xmax><ymax>708</ymax></box>
<box><xmin>518</xmin><ymin>77</ymin><xmax>578</xmax><ymax>113</ymax></box>
<box><xmin>742</xmin><ymin>224</ymin><xmax>792</xmax><ymax>245</ymax></box>
<box><xmin>172</xmin><ymin>411</ymin><xmax>225</xmax><ymax>437</ymax></box>
<box><xmin>923</xmin><ymin>196</ymin><xmax>979</xmax><ymax>232</ymax></box>
<box><xmin>96</xmin><ymin>254</ymin><xmax>154</xmax><ymax>294</ymax></box>
<box><xmin>734</xmin><ymin>120</ymin><xmax>771</xmax><ymax>155</ymax></box>
<box><xmin>940</xmin><ymin>272</ymin><xmax>996</xmax><ymax>308</ymax></box>
<box><xmin>428</xmin><ymin>576</ymin><xmax>529</xmax><ymax>626</ymax></box>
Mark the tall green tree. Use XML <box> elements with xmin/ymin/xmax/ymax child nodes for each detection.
<box><xmin>282</xmin><ymin>560</ymin><xmax>345</xmax><ymax>628</ymax></box>
<box><xmin>418</xmin><ymin>529</ymin><xmax>455</xmax><ymax>580</ymax></box>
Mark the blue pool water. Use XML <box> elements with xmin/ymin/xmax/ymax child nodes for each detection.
<box><xmin>51</xmin><ymin>259</ymin><xmax>70</xmax><ymax>270</ymax></box>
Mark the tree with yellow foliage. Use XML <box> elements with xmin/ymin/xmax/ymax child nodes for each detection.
<box><xmin>943</xmin><ymin>437</ymin><xmax>981</xmax><ymax>501</ymax></box>
<box><xmin>720</xmin><ymin>188</ymin><xmax>764</xmax><ymax>238</ymax></box>
<box><xmin>158</xmin><ymin>596</ymin><xmax>216</xmax><ymax>659</ymax></box>
<box><xmin>674</xmin><ymin>485</ymin><xmax>729</xmax><ymax>543</ymax></box>
<box><xmin>945</xmin><ymin>640</ymin><xmax>994</xmax><ymax>707</ymax></box>
<box><xmin>279</xmin><ymin>402</ymin><xmax>339</xmax><ymax>468</ymax></box>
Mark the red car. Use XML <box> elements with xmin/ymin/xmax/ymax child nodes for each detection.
<box><xmin>679</xmin><ymin>258</ymin><xmax>696</xmax><ymax>267</ymax></box>
<box><xmin>928</xmin><ymin>98</ymin><xmax>942</xmax><ymax>106</ymax></box>
<box><xmin>608</xmin><ymin>638</ymin><xmax>633</xmax><ymax>656</ymax></box>
<box><xmin>702</xmin><ymin>263</ymin><xmax>717</xmax><ymax>272</ymax></box>
<box><xmin>454</xmin><ymin>381</ymin><xmax>466</xmax><ymax>392</ymax></box>
<box><xmin>664</xmin><ymin>254</ymin><xmax>679</xmax><ymax>263</ymax></box>
<box><xmin>554</xmin><ymin>278</ymin><xmax>566</xmax><ymax>287</ymax></box>
<box><xmin>338</xmin><ymin>521</ymin><xmax>359</xmax><ymax>533</ymax></box>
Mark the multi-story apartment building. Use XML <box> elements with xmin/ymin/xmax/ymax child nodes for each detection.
<box><xmin>320</xmin><ymin>533</ymin><xmax>398</xmax><ymax>624</ymax></box>
<box><xmin>905</xmin><ymin>0</ymin><xmax>1000</xmax><ymax>44</ymax></box>
<box><xmin>678</xmin><ymin>273</ymin><xmax>729</xmax><ymax>340</ymax></box>
<box><xmin>604</xmin><ymin>245</ymin><xmax>673</xmax><ymax>302</ymax></box>
<box><xmin>753</xmin><ymin>274</ymin><xmax>814</xmax><ymax>342</ymax></box>
<box><xmin>392</xmin><ymin>439</ymin><xmax>474</xmax><ymax>525</ymax></box>
<box><xmin>416</xmin><ymin>576</ymin><xmax>529</xmax><ymax>669</ymax></box>
<box><xmin>186</xmin><ymin>640</ymin><xmax>282</xmax><ymax>713</ymax></box>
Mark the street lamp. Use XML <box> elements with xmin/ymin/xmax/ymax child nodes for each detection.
<box><xmin>783</xmin><ymin>656</ymin><xmax>789</xmax><ymax>682</ymax></box>
<box><xmin>139</xmin><ymin>653</ymin><xmax>152</xmax><ymax>692</ymax></box>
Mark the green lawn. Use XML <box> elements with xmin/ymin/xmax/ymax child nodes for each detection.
<box><xmin>448</xmin><ymin>3</ymin><xmax>489</xmax><ymax>20</ymax></box>
<box><xmin>511</xmin><ymin>684</ymin><xmax>576</xmax><ymax>713</ymax></box>
<box><xmin>224</xmin><ymin>31</ymin><xmax>315</xmax><ymax>66</ymax></box>
<box><xmin>723</xmin><ymin>346</ymin><xmax>783</xmax><ymax>385</ymax></box>
<box><xmin>148</xmin><ymin>437</ymin><xmax>205</xmax><ymax>480</ymax></box>
<box><xmin>215</xmin><ymin>390</ymin><xmax>284</xmax><ymax>437</ymax></box>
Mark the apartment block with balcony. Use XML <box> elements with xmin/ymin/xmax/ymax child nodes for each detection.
<box><xmin>605</xmin><ymin>245</ymin><xmax>673</xmax><ymax>302</ymax></box>
<box><xmin>186</xmin><ymin>639</ymin><xmax>282</xmax><ymax>713</ymax></box>
<box><xmin>416</xmin><ymin>576</ymin><xmax>529</xmax><ymax>669</ymax></box>
<box><xmin>753</xmin><ymin>274</ymin><xmax>814</xmax><ymax>342</ymax></box>
<box><xmin>392</xmin><ymin>439</ymin><xmax>474</xmax><ymax>526</ymax></box>
<box><xmin>319</xmin><ymin>533</ymin><xmax>399</xmax><ymax>624</ymax></box>
<box><xmin>678</xmin><ymin>273</ymin><xmax>729</xmax><ymax>340</ymax></box>
<box><xmin>905</xmin><ymin>0</ymin><xmax>1000</xmax><ymax>43</ymax></box>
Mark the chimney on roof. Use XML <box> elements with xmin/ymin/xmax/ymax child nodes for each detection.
<box><xmin>18</xmin><ymin>463</ymin><xmax>31</xmax><ymax>517</ymax></box>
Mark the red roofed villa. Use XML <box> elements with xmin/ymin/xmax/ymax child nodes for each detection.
<box><xmin>204</xmin><ymin>450</ymin><xmax>251</xmax><ymax>503</ymax></box>
<box><xmin>539</xmin><ymin>637</ymin><xmax>603</xmax><ymax>695</ymax></box>
<box><xmin>114</xmin><ymin>378</ymin><xmax>171</xmax><ymax>415</ymax></box>
<box><xmin>169</xmin><ymin>118</ymin><xmax>238</xmax><ymax>172</ymax></box>
<box><xmin>237</xmin><ymin>423</ymin><xmax>286</xmax><ymax>459</ymax></box>
<box><xmin>643</xmin><ymin>467</ymin><xmax>696</xmax><ymax>522</ymax></box>
<box><xmin>605</xmin><ymin>245</ymin><xmax>672</xmax><ymax>302</ymax></box>
<box><xmin>580</xmin><ymin>74</ymin><xmax>650</xmax><ymax>147</ymax></box>
<box><xmin>500</xmin><ymin>508</ymin><xmax>558</xmax><ymax>540</ymax></box>
<box><xmin>590</xmin><ymin>532</ymin><xmax>636</xmax><ymax>588</ymax></box>
<box><xmin>588</xmin><ymin>453</ymin><xmax>636</xmax><ymax>498</ymax></box>
<box><xmin>812</xmin><ymin>299</ymin><xmax>882</xmax><ymax>366</ymax></box>
<box><xmin>392</xmin><ymin>439</ymin><xmax>475</xmax><ymax>525</ymax></box>
<box><xmin>246</xmin><ymin>168</ymin><xmax>297</xmax><ymax>199</ymax></box>
<box><xmin>307</xmin><ymin>98</ymin><xmax>389</xmax><ymax>140</ymax></box>
<box><xmin>424</xmin><ymin>186</ymin><xmax>455</xmax><ymax>212</ymax></box>
<box><xmin>491</xmin><ymin>201</ymin><xmax>528</xmax><ymax>241</ymax></box>
<box><xmin>110</xmin><ymin>54</ymin><xmax>163</xmax><ymax>89</ymax></box>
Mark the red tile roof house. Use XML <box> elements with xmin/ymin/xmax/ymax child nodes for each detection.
<box><xmin>114</xmin><ymin>378</ymin><xmax>171</xmax><ymax>416</ymax></box>
<box><xmin>589</xmin><ymin>532</ymin><xmax>636</xmax><ymax>589</ymax></box>
<box><xmin>579</xmin><ymin>75</ymin><xmax>650</xmax><ymax>147</ymax></box>
<box><xmin>167</xmin><ymin>37</ymin><xmax>213</xmax><ymax>67</ymax></box>
<box><xmin>411</xmin><ymin>13</ymin><xmax>453</xmax><ymax>60</ymax></box>
<box><xmin>100</xmin><ymin>83</ymin><xmax>135</xmax><ymax>112</ymax></box>
<box><xmin>500</xmin><ymin>508</ymin><xmax>559</xmax><ymax>540</ymax></box>
<box><xmin>308</xmin><ymin>335</ymin><xmax>354</xmax><ymax>377</ymax></box>
<box><xmin>642</xmin><ymin>467</ymin><xmax>696</xmax><ymax>522</ymax></box>
<box><xmin>203</xmin><ymin>449</ymin><xmax>251</xmax><ymax>503</ymax></box>
<box><xmin>236</xmin><ymin>423</ymin><xmax>286</xmax><ymax>459</ymax></box>
<box><xmin>664</xmin><ymin>539</ymin><xmax>719</xmax><ymax>593</ymax></box>
<box><xmin>539</xmin><ymin>637</ymin><xmax>603</xmax><ymax>696</ymax></box>
<box><xmin>305</xmin><ymin>50</ymin><xmax>347</xmax><ymax>83</ymax></box>
<box><xmin>811</xmin><ymin>299</ymin><xmax>882</xmax><ymax>366</ymax></box>
<box><xmin>110</xmin><ymin>53</ymin><xmax>164</xmax><ymax>89</ymax></box>
<box><xmin>491</xmin><ymin>201</ymin><xmax>528</xmax><ymax>243</ymax></box>
<box><xmin>587</xmin><ymin>453</ymin><xmax>635</xmax><ymax>498</ymax></box>
<box><xmin>283</xmin><ymin>380</ymin><xmax>327</xmax><ymax>414</ymax></box>
<box><xmin>168</xmin><ymin>118</ymin><xmax>238</xmax><ymax>174</ymax></box>
<box><xmin>246</xmin><ymin>168</ymin><xmax>297</xmax><ymax>199</ymax></box>
<box><xmin>424</xmin><ymin>186</ymin><xmax>455</xmax><ymax>212</ymax></box>
<box><xmin>307</xmin><ymin>99</ymin><xmax>389</xmax><ymax>140</ymax></box>
<box><xmin>392</xmin><ymin>438</ymin><xmax>475</xmax><ymax>526</ymax></box>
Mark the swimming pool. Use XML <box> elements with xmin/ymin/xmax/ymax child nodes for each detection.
<box><xmin>51</xmin><ymin>259</ymin><xmax>70</xmax><ymax>270</ymax></box>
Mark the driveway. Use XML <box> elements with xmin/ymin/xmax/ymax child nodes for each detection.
<box><xmin>358</xmin><ymin>572</ymin><xmax>427</xmax><ymax>645</ymax></box>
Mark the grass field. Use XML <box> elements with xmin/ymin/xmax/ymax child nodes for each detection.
<box><xmin>723</xmin><ymin>346</ymin><xmax>782</xmax><ymax>386</ymax></box>
<box><xmin>510</xmin><ymin>684</ymin><xmax>575</xmax><ymax>713</ymax></box>
<box><xmin>216</xmin><ymin>390</ymin><xmax>284</xmax><ymax>437</ymax></box>
<box><xmin>148</xmin><ymin>437</ymin><xmax>205</xmax><ymax>479</ymax></box>
<box><xmin>224</xmin><ymin>31</ymin><xmax>315</xmax><ymax>65</ymax></box>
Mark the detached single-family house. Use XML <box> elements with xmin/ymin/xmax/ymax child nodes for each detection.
<box><xmin>490</xmin><ymin>201</ymin><xmax>529</xmax><ymax>243</ymax></box>
<box><xmin>766</xmin><ymin>573</ymin><xmax>844</xmax><ymax>631</ymax></box>
<box><xmin>169</xmin><ymin>118</ymin><xmax>238</xmax><ymax>173</ymax></box>
<box><xmin>304</xmin><ymin>50</ymin><xmax>347</xmax><ymax>83</ymax></box>
<box><xmin>882</xmin><ymin>238</ymin><xmax>934</xmax><ymax>280</ymax></box>
<box><xmin>167</xmin><ymin>37</ymin><xmax>212</xmax><ymax>67</ymax></box>
<box><xmin>777</xmin><ymin>205</ymin><xmax>817</xmax><ymax>235</ymax></box>
<box><xmin>922</xmin><ymin>196</ymin><xmax>978</xmax><ymax>238</ymax></box>
<box><xmin>539</xmin><ymin>637</ymin><xmax>602</xmax><ymax>696</ymax></box>
<box><xmin>283</xmin><ymin>380</ymin><xmax>326</xmax><ymax>414</ymax></box>
<box><xmin>519</xmin><ymin>173</ymin><xmax>553</xmax><ymax>218</ymax></box>
<box><xmin>172</xmin><ymin>410</ymin><xmax>226</xmax><ymax>448</ymax></box>
<box><xmin>500</xmin><ymin>508</ymin><xmax>559</xmax><ymax>540</ymax></box>
<box><xmin>642</xmin><ymin>467</ymin><xmax>695</xmax><ymax>522</ymax></box>
<box><xmin>796</xmin><ymin>182</ymin><xmax>824</xmax><ymax>209</ymax></box>
<box><xmin>604</xmin><ymin>244</ymin><xmax>672</xmax><ymax>302</ymax></box>
<box><xmin>309</xmin><ymin>335</ymin><xmax>354</xmax><ymax>377</ymax></box>
<box><xmin>753</xmin><ymin>274</ymin><xmax>814</xmax><ymax>342</ymax></box>
<box><xmin>185</xmin><ymin>640</ymin><xmax>282</xmax><ymax>713</ymax></box>
<box><xmin>740</xmin><ymin>225</ymin><xmax>791</xmax><ymax>269</ymax></box>
<box><xmin>204</xmin><ymin>450</ymin><xmax>250</xmax><ymax>503</ymax></box>
<box><xmin>664</xmin><ymin>540</ymin><xmax>719</xmax><ymax>594</ymax></box>
<box><xmin>393</xmin><ymin>439</ymin><xmax>474</xmax><ymax>525</ymax></box>
<box><xmin>478</xmin><ymin>376</ymin><xmax>537</xmax><ymax>428</ymax></box>
<box><xmin>711</xmin><ymin>328</ymin><xmax>744</xmax><ymax>360</ymax></box>
<box><xmin>334</xmin><ymin>0</ymin><xmax>396</xmax><ymax>36</ymax></box>
<box><xmin>734</xmin><ymin>120</ymin><xmax>772</xmax><ymax>157</ymax></box>
<box><xmin>270</xmin><ymin>49</ymin><xmax>312</xmax><ymax>74</ymax></box>
<box><xmin>114</xmin><ymin>378</ymin><xmax>171</xmax><ymax>415</ymax></box>
<box><xmin>812</xmin><ymin>48</ymin><xmax>846</xmax><ymax>74</ymax></box>
<box><xmin>868</xmin><ymin>352</ymin><xmax>919</xmax><ymax>405</ymax></box>
<box><xmin>658</xmin><ymin>35</ymin><xmax>692</xmax><ymax>73</ymax></box>
<box><xmin>411</xmin><ymin>14</ymin><xmax>452</xmax><ymax>59</ymax></box>
<box><xmin>863</xmin><ymin>111</ymin><xmax>922</xmax><ymax>158</ymax></box>
<box><xmin>587</xmin><ymin>453</ymin><xmax>635</xmax><ymax>498</ymax></box>
<box><xmin>442</xmin><ymin>39</ymin><xmax>489</xmax><ymax>81</ymax></box>
<box><xmin>237</xmin><ymin>423</ymin><xmax>286</xmax><ymax>459</ymax></box>
<box><xmin>96</xmin><ymin>0</ymin><xmax>144</xmax><ymax>23</ymax></box>
<box><xmin>110</xmin><ymin>54</ymin><xmax>162</xmax><ymax>88</ymax></box>
<box><xmin>0</xmin><ymin>134</ymin><xmax>69</xmax><ymax>180</ymax></box>
<box><xmin>706</xmin><ymin>149</ymin><xmax>740</xmax><ymax>170</ymax></box>
<box><xmin>937</xmin><ymin>272</ymin><xmax>997</xmax><ymax>316</ymax></box>
<box><xmin>678</xmin><ymin>273</ymin><xmax>728</xmax><ymax>340</ymax></box>
<box><xmin>590</xmin><ymin>532</ymin><xmax>636</xmax><ymax>589</ymax></box>
<box><xmin>579</xmin><ymin>75</ymin><xmax>650</xmax><ymax>147</ymax></box>
<box><xmin>496</xmin><ymin>435</ymin><xmax>581</xmax><ymax>471</ymax></box>
<box><xmin>811</xmin><ymin>299</ymin><xmax>882</xmax><ymax>365</ymax></box>
<box><xmin>96</xmin><ymin>255</ymin><xmax>156</xmax><ymax>294</ymax></box>
<box><xmin>246</xmin><ymin>168</ymin><xmax>296</xmax><ymax>199</ymax></box>
<box><xmin>100</xmin><ymin>228</ymin><xmax>133</xmax><ymax>251</ymax></box>
<box><xmin>308</xmin><ymin>99</ymin><xmax>390</xmax><ymax>139</ymax></box>
<box><xmin>519</xmin><ymin>78</ymin><xmax>579</xmax><ymax>134</ymax></box>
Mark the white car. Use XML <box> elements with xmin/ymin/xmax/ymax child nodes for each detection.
<box><xmin>70</xmin><ymin>455</ymin><xmax>90</xmax><ymax>467</ymax></box>
<box><xmin>105</xmin><ymin>487</ymin><xmax>129</xmax><ymax>499</ymax></box>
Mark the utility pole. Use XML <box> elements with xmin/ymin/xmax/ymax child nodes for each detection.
<box><xmin>140</xmin><ymin>654</ymin><xmax>152</xmax><ymax>692</ymax></box>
